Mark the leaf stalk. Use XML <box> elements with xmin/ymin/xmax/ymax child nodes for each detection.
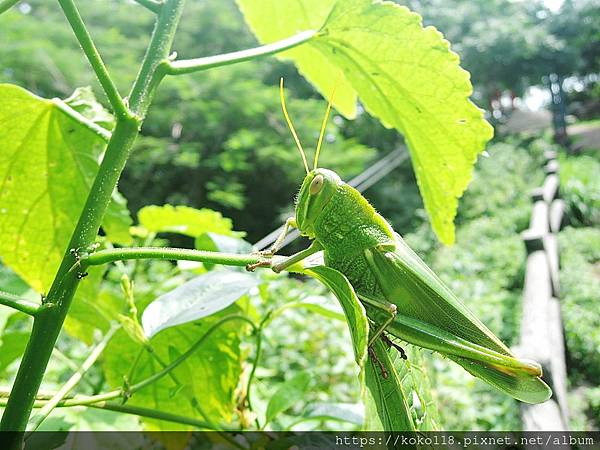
<box><xmin>0</xmin><ymin>291</ymin><xmax>39</xmax><ymax>317</ymax></box>
<box><xmin>133</xmin><ymin>0</ymin><xmax>162</xmax><ymax>13</ymax></box>
<box><xmin>166</xmin><ymin>30</ymin><xmax>317</xmax><ymax>75</ymax></box>
<box><xmin>57</xmin><ymin>0</ymin><xmax>132</xmax><ymax>120</ymax></box>
<box><xmin>81</xmin><ymin>246</ymin><xmax>263</xmax><ymax>268</ymax></box>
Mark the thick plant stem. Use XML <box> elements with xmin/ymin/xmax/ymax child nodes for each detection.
<box><xmin>82</xmin><ymin>247</ymin><xmax>262</xmax><ymax>267</ymax></box>
<box><xmin>0</xmin><ymin>0</ymin><xmax>186</xmax><ymax>442</ymax></box>
<box><xmin>128</xmin><ymin>0</ymin><xmax>186</xmax><ymax>117</ymax></box>
<box><xmin>27</xmin><ymin>324</ymin><xmax>120</xmax><ymax>432</ymax></box>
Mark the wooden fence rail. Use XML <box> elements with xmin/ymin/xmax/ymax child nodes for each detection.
<box><xmin>516</xmin><ymin>147</ymin><xmax>569</xmax><ymax>430</ymax></box>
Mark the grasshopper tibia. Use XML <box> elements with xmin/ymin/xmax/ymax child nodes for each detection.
<box><xmin>368</xmin><ymin>346</ymin><xmax>389</xmax><ymax>379</ymax></box>
<box><xmin>382</xmin><ymin>333</ymin><xmax>407</xmax><ymax>360</ymax></box>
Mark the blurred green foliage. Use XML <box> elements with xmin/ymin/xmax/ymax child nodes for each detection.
<box><xmin>559</xmin><ymin>154</ymin><xmax>600</xmax><ymax>227</ymax></box>
<box><xmin>559</xmin><ymin>227</ymin><xmax>600</xmax><ymax>383</ymax></box>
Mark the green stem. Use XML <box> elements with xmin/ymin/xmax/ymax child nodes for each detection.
<box><xmin>27</xmin><ymin>324</ymin><xmax>120</xmax><ymax>432</ymax></box>
<box><xmin>57</xmin><ymin>0</ymin><xmax>130</xmax><ymax>119</ymax></box>
<box><xmin>52</xmin><ymin>99</ymin><xmax>112</xmax><ymax>142</ymax></box>
<box><xmin>84</xmin><ymin>402</ymin><xmax>220</xmax><ymax>430</ymax></box>
<box><xmin>0</xmin><ymin>397</ymin><xmax>222</xmax><ymax>430</ymax></box>
<box><xmin>0</xmin><ymin>0</ymin><xmax>186</xmax><ymax>441</ymax></box>
<box><xmin>82</xmin><ymin>247</ymin><xmax>263</xmax><ymax>268</ymax></box>
<box><xmin>166</xmin><ymin>30</ymin><xmax>317</xmax><ymax>75</ymax></box>
<box><xmin>133</xmin><ymin>0</ymin><xmax>162</xmax><ymax>13</ymax></box>
<box><xmin>0</xmin><ymin>119</ymin><xmax>138</xmax><ymax>437</ymax></box>
<box><xmin>0</xmin><ymin>291</ymin><xmax>39</xmax><ymax>316</ymax></box>
<box><xmin>128</xmin><ymin>0</ymin><xmax>186</xmax><ymax>117</ymax></box>
<box><xmin>0</xmin><ymin>0</ymin><xmax>19</xmax><ymax>15</ymax></box>
<box><xmin>245</xmin><ymin>321</ymin><xmax>265</xmax><ymax>416</ymax></box>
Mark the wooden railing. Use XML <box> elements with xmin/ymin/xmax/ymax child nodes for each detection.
<box><xmin>516</xmin><ymin>147</ymin><xmax>569</xmax><ymax>430</ymax></box>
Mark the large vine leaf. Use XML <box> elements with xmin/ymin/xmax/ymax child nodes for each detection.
<box><xmin>236</xmin><ymin>0</ymin><xmax>494</xmax><ymax>244</ymax></box>
<box><xmin>102</xmin><ymin>307</ymin><xmax>245</xmax><ymax>433</ymax></box>
<box><xmin>0</xmin><ymin>84</ymin><xmax>132</xmax><ymax>293</ymax></box>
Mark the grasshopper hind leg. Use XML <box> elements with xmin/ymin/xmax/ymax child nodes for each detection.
<box><xmin>363</xmin><ymin>298</ymin><xmax>403</xmax><ymax>379</ymax></box>
<box><xmin>368</xmin><ymin>346</ymin><xmax>389</xmax><ymax>379</ymax></box>
<box><xmin>381</xmin><ymin>332</ymin><xmax>407</xmax><ymax>360</ymax></box>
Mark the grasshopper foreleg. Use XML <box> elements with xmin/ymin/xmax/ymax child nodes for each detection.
<box><xmin>246</xmin><ymin>217</ymin><xmax>298</xmax><ymax>271</ymax></box>
<box><xmin>260</xmin><ymin>217</ymin><xmax>297</xmax><ymax>257</ymax></box>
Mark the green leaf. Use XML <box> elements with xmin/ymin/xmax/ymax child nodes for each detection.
<box><xmin>0</xmin><ymin>331</ymin><xmax>29</xmax><ymax>374</ymax></box>
<box><xmin>395</xmin><ymin>346</ymin><xmax>439</xmax><ymax>431</ymax></box>
<box><xmin>300</xmin><ymin>263</ymin><xmax>419</xmax><ymax>431</ymax></box>
<box><xmin>302</xmin><ymin>402</ymin><xmax>363</xmax><ymax>425</ymax></box>
<box><xmin>102</xmin><ymin>309</ymin><xmax>245</xmax><ymax>431</ymax></box>
<box><xmin>236</xmin><ymin>0</ymin><xmax>357</xmax><ymax>118</ymax></box>
<box><xmin>268</xmin><ymin>298</ymin><xmax>346</xmax><ymax>324</ymax></box>
<box><xmin>138</xmin><ymin>205</ymin><xmax>244</xmax><ymax>239</ymax></box>
<box><xmin>141</xmin><ymin>269</ymin><xmax>259</xmax><ymax>338</ymax></box>
<box><xmin>303</xmin><ymin>266</ymin><xmax>368</xmax><ymax>367</ymax></box>
<box><xmin>102</xmin><ymin>190</ymin><xmax>134</xmax><ymax>246</ymax></box>
<box><xmin>237</xmin><ymin>0</ymin><xmax>494</xmax><ymax>244</ymax></box>
<box><xmin>363</xmin><ymin>339</ymin><xmax>415</xmax><ymax>431</ymax></box>
<box><xmin>265</xmin><ymin>371</ymin><xmax>312</xmax><ymax>425</ymax></box>
<box><xmin>63</xmin><ymin>86</ymin><xmax>116</xmax><ymax>131</ymax></box>
<box><xmin>195</xmin><ymin>232</ymin><xmax>252</xmax><ymax>254</ymax></box>
<box><xmin>0</xmin><ymin>84</ymin><xmax>132</xmax><ymax>293</ymax></box>
<box><xmin>64</xmin><ymin>265</ymin><xmax>124</xmax><ymax>344</ymax></box>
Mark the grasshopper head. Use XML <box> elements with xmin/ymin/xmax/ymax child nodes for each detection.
<box><xmin>278</xmin><ymin>77</ymin><xmax>341</xmax><ymax>237</ymax></box>
<box><xmin>295</xmin><ymin>168</ymin><xmax>341</xmax><ymax>238</ymax></box>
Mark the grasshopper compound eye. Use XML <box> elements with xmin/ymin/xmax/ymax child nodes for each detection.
<box><xmin>309</xmin><ymin>174</ymin><xmax>324</xmax><ymax>195</ymax></box>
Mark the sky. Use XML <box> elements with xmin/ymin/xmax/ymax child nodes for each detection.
<box><xmin>544</xmin><ymin>0</ymin><xmax>565</xmax><ymax>12</ymax></box>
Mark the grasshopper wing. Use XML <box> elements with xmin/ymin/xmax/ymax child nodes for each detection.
<box><xmin>363</xmin><ymin>235</ymin><xmax>552</xmax><ymax>404</ymax></box>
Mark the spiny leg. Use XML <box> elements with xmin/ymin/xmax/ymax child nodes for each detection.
<box><xmin>368</xmin><ymin>346</ymin><xmax>389</xmax><ymax>379</ymax></box>
<box><xmin>246</xmin><ymin>217</ymin><xmax>297</xmax><ymax>271</ymax></box>
<box><xmin>260</xmin><ymin>217</ymin><xmax>297</xmax><ymax>257</ymax></box>
<box><xmin>360</xmin><ymin>295</ymin><xmax>398</xmax><ymax>347</ymax></box>
<box><xmin>381</xmin><ymin>332</ymin><xmax>407</xmax><ymax>360</ymax></box>
<box><xmin>247</xmin><ymin>240</ymin><xmax>322</xmax><ymax>273</ymax></box>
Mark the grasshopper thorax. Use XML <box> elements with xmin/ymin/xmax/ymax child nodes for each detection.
<box><xmin>295</xmin><ymin>168</ymin><xmax>342</xmax><ymax>238</ymax></box>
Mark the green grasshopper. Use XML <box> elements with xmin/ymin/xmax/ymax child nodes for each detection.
<box><xmin>254</xmin><ymin>79</ymin><xmax>551</xmax><ymax>404</ymax></box>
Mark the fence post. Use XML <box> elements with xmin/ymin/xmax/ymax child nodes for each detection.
<box><xmin>545</xmin><ymin>74</ymin><xmax>569</xmax><ymax>146</ymax></box>
<box><xmin>516</xmin><ymin>147</ymin><xmax>568</xmax><ymax>431</ymax></box>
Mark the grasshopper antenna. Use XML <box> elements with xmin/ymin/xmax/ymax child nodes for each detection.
<box><xmin>280</xmin><ymin>78</ymin><xmax>309</xmax><ymax>174</ymax></box>
<box><xmin>314</xmin><ymin>82</ymin><xmax>338</xmax><ymax>170</ymax></box>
